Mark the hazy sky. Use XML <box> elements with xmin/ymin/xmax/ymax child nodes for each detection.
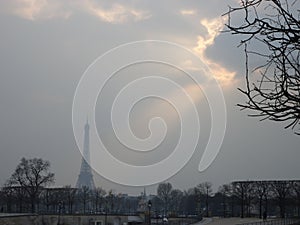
<box><xmin>0</xmin><ymin>0</ymin><xmax>299</xmax><ymax>195</ymax></box>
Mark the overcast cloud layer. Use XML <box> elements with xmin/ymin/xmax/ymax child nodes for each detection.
<box><xmin>0</xmin><ymin>0</ymin><xmax>299</xmax><ymax>194</ymax></box>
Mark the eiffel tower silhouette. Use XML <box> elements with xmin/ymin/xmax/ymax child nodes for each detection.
<box><xmin>76</xmin><ymin>119</ymin><xmax>95</xmax><ymax>189</ymax></box>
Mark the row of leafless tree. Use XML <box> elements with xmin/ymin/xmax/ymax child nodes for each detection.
<box><xmin>0</xmin><ymin>184</ymin><xmax>141</xmax><ymax>214</ymax></box>
<box><xmin>157</xmin><ymin>180</ymin><xmax>300</xmax><ymax>218</ymax></box>
<box><xmin>0</xmin><ymin>157</ymin><xmax>140</xmax><ymax>214</ymax></box>
<box><xmin>2</xmin><ymin>179</ymin><xmax>300</xmax><ymax>218</ymax></box>
<box><xmin>218</xmin><ymin>180</ymin><xmax>300</xmax><ymax>219</ymax></box>
<box><xmin>2</xmin><ymin>158</ymin><xmax>300</xmax><ymax>218</ymax></box>
<box><xmin>155</xmin><ymin>180</ymin><xmax>300</xmax><ymax>219</ymax></box>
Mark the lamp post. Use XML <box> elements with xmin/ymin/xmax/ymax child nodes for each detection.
<box><xmin>148</xmin><ymin>200</ymin><xmax>152</xmax><ymax>225</ymax></box>
<box><xmin>105</xmin><ymin>199</ymin><xmax>108</xmax><ymax>225</ymax></box>
<box><xmin>57</xmin><ymin>201</ymin><xmax>62</xmax><ymax>225</ymax></box>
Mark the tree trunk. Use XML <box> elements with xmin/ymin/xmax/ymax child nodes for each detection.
<box><xmin>70</xmin><ymin>202</ymin><xmax>73</xmax><ymax>214</ymax></box>
<box><xmin>223</xmin><ymin>196</ymin><xmax>226</xmax><ymax>217</ymax></box>
<box><xmin>241</xmin><ymin>187</ymin><xmax>244</xmax><ymax>218</ymax></box>
<box><xmin>19</xmin><ymin>199</ymin><xmax>23</xmax><ymax>213</ymax></box>
<box><xmin>259</xmin><ymin>198</ymin><xmax>262</xmax><ymax>219</ymax></box>
<box><xmin>280</xmin><ymin>201</ymin><xmax>285</xmax><ymax>218</ymax></box>
<box><xmin>83</xmin><ymin>200</ymin><xmax>86</xmax><ymax>214</ymax></box>
<box><xmin>30</xmin><ymin>193</ymin><xmax>37</xmax><ymax>213</ymax></box>
<box><xmin>231</xmin><ymin>196</ymin><xmax>234</xmax><ymax>217</ymax></box>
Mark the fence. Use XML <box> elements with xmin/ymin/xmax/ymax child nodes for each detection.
<box><xmin>236</xmin><ymin>218</ymin><xmax>300</xmax><ymax>225</ymax></box>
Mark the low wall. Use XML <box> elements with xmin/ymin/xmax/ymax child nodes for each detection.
<box><xmin>0</xmin><ymin>214</ymin><xmax>198</xmax><ymax>225</ymax></box>
<box><xmin>0</xmin><ymin>214</ymin><xmax>129</xmax><ymax>225</ymax></box>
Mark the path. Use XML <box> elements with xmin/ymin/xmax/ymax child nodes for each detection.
<box><xmin>193</xmin><ymin>217</ymin><xmax>262</xmax><ymax>225</ymax></box>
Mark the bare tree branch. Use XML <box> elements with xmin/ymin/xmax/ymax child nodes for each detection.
<box><xmin>224</xmin><ymin>0</ymin><xmax>300</xmax><ymax>134</ymax></box>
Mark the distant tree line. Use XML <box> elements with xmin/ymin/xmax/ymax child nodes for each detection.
<box><xmin>154</xmin><ymin>181</ymin><xmax>300</xmax><ymax>219</ymax></box>
<box><xmin>229</xmin><ymin>180</ymin><xmax>300</xmax><ymax>219</ymax></box>
<box><xmin>1</xmin><ymin>158</ymin><xmax>300</xmax><ymax>219</ymax></box>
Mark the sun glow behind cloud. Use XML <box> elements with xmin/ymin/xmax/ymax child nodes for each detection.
<box><xmin>194</xmin><ymin>18</ymin><xmax>236</xmax><ymax>85</ymax></box>
<box><xmin>4</xmin><ymin>1</ymin><xmax>236</xmax><ymax>86</ymax></box>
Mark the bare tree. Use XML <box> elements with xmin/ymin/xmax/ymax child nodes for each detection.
<box><xmin>41</xmin><ymin>188</ymin><xmax>51</xmax><ymax>213</ymax></box>
<box><xmin>271</xmin><ymin>180</ymin><xmax>291</xmax><ymax>218</ymax></box>
<box><xmin>107</xmin><ymin>189</ymin><xmax>116</xmax><ymax>213</ymax></box>
<box><xmin>157</xmin><ymin>182</ymin><xmax>173</xmax><ymax>215</ymax></box>
<box><xmin>191</xmin><ymin>187</ymin><xmax>201</xmax><ymax>217</ymax></box>
<box><xmin>232</xmin><ymin>181</ymin><xmax>252</xmax><ymax>218</ymax></box>
<box><xmin>13</xmin><ymin>186</ymin><xmax>28</xmax><ymax>213</ymax></box>
<box><xmin>62</xmin><ymin>185</ymin><xmax>77</xmax><ymax>214</ymax></box>
<box><xmin>1</xmin><ymin>182</ymin><xmax>15</xmax><ymax>213</ymax></box>
<box><xmin>78</xmin><ymin>186</ymin><xmax>91</xmax><ymax>213</ymax></box>
<box><xmin>292</xmin><ymin>181</ymin><xmax>300</xmax><ymax>217</ymax></box>
<box><xmin>93</xmin><ymin>187</ymin><xmax>106</xmax><ymax>213</ymax></box>
<box><xmin>244</xmin><ymin>183</ymin><xmax>256</xmax><ymax>217</ymax></box>
<box><xmin>225</xmin><ymin>0</ymin><xmax>300</xmax><ymax>134</ymax></box>
<box><xmin>197</xmin><ymin>182</ymin><xmax>213</xmax><ymax>217</ymax></box>
<box><xmin>218</xmin><ymin>184</ymin><xmax>232</xmax><ymax>217</ymax></box>
<box><xmin>169</xmin><ymin>189</ymin><xmax>183</xmax><ymax>215</ymax></box>
<box><xmin>253</xmin><ymin>181</ymin><xmax>270</xmax><ymax>219</ymax></box>
<box><xmin>9</xmin><ymin>157</ymin><xmax>54</xmax><ymax>212</ymax></box>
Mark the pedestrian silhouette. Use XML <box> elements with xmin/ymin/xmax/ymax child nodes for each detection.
<box><xmin>263</xmin><ymin>211</ymin><xmax>267</xmax><ymax>221</ymax></box>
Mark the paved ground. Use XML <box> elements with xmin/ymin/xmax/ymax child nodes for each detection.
<box><xmin>194</xmin><ymin>217</ymin><xmax>262</xmax><ymax>225</ymax></box>
<box><xmin>0</xmin><ymin>213</ymin><xmax>35</xmax><ymax>217</ymax></box>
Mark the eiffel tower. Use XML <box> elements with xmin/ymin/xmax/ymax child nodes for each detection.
<box><xmin>76</xmin><ymin>120</ymin><xmax>96</xmax><ymax>190</ymax></box>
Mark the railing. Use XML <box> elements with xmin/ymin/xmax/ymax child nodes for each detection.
<box><xmin>236</xmin><ymin>218</ymin><xmax>300</xmax><ymax>225</ymax></box>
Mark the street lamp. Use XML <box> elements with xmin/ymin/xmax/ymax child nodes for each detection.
<box><xmin>57</xmin><ymin>201</ymin><xmax>62</xmax><ymax>225</ymax></box>
<box><xmin>105</xmin><ymin>199</ymin><xmax>108</xmax><ymax>225</ymax></box>
<box><xmin>148</xmin><ymin>200</ymin><xmax>152</xmax><ymax>225</ymax></box>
